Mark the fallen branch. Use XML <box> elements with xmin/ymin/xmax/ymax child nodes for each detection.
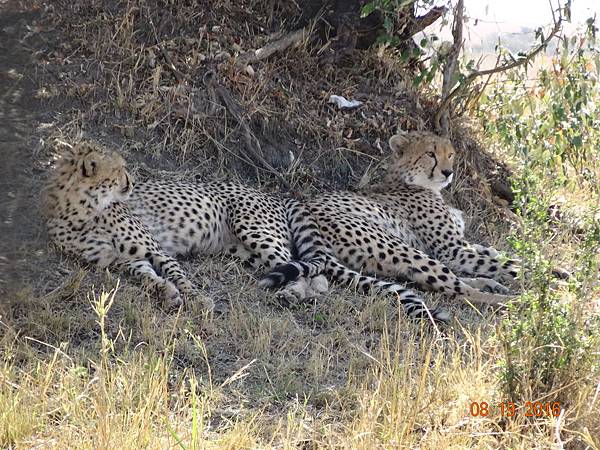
<box><xmin>403</xmin><ymin>6</ymin><xmax>447</xmax><ymax>38</ymax></box>
<box><xmin>235</xmin><ymin>27</ymin><xmax>310</xmax><ymax>69</ymax></box>
<box><xmin>434</xmin><ymin>4</ymin><xmax>563</xmax><ymax>132</ymax></box>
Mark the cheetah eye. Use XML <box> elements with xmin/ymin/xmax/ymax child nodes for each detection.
<box><xmin>427</xmin><ymin>151</ymin><xmax>435</xmax><ymax>159</ymax></box>
<box><xmin>448</xmin><ymin>153</ymin><xmax>455</xmax><ymax>159</ymax></box>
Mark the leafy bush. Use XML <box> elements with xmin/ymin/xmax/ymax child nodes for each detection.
<box><xmin>478</xmin><ymin>27</ymin><xmax>600</xmax><ymax>405</ymax></box>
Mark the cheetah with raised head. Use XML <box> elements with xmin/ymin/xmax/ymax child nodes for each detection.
<box><xmin>45</xmin><ymin>142</ymin><xmax>329</xmax><ymax>306</ymax></box>
<box><xmin>303</xmin><ymin>131</ymin><xmax>518</xmax><ymax>315</ymax></box>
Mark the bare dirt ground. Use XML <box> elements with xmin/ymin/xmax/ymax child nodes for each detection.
<box><xmin>0</xmin><ymin>2</ymin><xmax>53</xmax><ymax>296</ymax></box>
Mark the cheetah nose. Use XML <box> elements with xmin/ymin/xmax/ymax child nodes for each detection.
<box><xmin>442</xmin><ymin>169</ymin><xmax>453</xmax><ymax>178</ymax></box>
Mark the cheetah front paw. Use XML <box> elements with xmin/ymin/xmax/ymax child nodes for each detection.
<box><xmin>551</xmin><ymin>266</ymin><xmax>571</xmax><ymax>280</ymax></box>
<box><xmin>471</xmin><ymin>244</ymin><xmax>500</xmax><ymax>258</ymax></box>
<box><xmin>307</xmin><ymin>275</ymin><xmax>329</xmax><ymax>297</ymax></box>
<box><xmin>462</xmin><ymin>277</ymin><xmax>510</xmax><ymax>295</ymax></box>
<box><xmin>193</xmin><ymin>292</ymin><xmax>215</xmax><ymax>312</ymax></box>
<box><xmin>160</xmin><ymin>280</ymin><xmax>184</xmax><ymax>309</ymax></box>
<box><xmin>275</xmin><ymin>276</ymin><xmax>328</xmax><ymax>307</ymax></box>
<box><xmin>275</xmin><ymin>278</ymin><xmax>309</xmax><ymax>307</ymax></box>
<box><xmin>178</xmin><ymin>282</ymin><xmax>214</xmax><ymax>311</ymax></box>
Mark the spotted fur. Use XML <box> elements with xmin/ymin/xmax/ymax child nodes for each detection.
<box><xmin>306</xmin><ymin>131</ymin><xmax>518</xmax><ymax>319</ymax></box>
<box><xmin>45</xmin><ymin>142</ymin><xmax>328</xmax><ymax>306</ymax></box>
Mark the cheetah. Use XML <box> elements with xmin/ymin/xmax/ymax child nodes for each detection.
<box><xmin>44</xmin><ymin>142</ymin><xmax>329</xmax><ymax>307</ymax></box>
<box><xmin>299</xmin><ymin>131</ymin><xmax>519</xmax><ymax>318</ymax></box>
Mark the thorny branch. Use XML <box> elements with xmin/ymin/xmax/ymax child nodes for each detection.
<box><xmin>403</xmin><ymin>6</ymin><xmax>448</xmax><ymax>38</ymax></box>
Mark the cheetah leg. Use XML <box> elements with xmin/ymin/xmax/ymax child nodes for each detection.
<box><xmin>469</xmin><ymin>244</ymin><xmax>570</xmax><ymax>280</ymax></box>
<box><xmin>227</xmin><ymin>229</ymin><xmax>318</xmax><ymax>303</ymax></box>
<box><xmin>151</xmin><ymin>253</ymin><xmax>214</xmax><ymax>311</ymax></box>
<box><xmin>230</xmin><ymin>227</ymin><xmax>294</xmax><ymax>271</ymax></box>
<box><xmin>78</xmin><ymin>234</ymin><xmax>186</xmax><ymax>307</ymax></box>
<box><xmin>225</xmin><ymin>244</ymin><xmax>326</xmax><ymax>294</ymax></box>
<box><xmin>333</xmin><ymin>234</ymin><xmax>511</xmax><ymax>307</ymax></box>
<box><xmin>226</xmin><ymin>242</ymin><xmax>320</xmax><ymax>301</ymax></box>
<box><xmin>225</xmin><ymin>244</ymin><xmax>262</xmax><ymax>269</ymax></box>
<box><xmin>121</xmin><ymin>259</ymin><xmax>183</xmax><ymax>308</ymax></box>
<box><xmin>78</xmin><ymin>234</ymin><xmax>118</xmax><ymax>268</ymax></box>
<box><xmin>442</xmin><ymin>245</ymin><xmax>519</xmax><ymax>287</ymax></box>
<box><xmin>325</xmin><ymin>257</ymin><xmax>449</xmax><ymax>323</ymax></box>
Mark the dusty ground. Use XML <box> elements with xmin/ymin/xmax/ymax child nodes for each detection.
<box><xmin>0</xmin><ymin>2</ymin><xmax>54</xmax><ymax>295</ymax></box>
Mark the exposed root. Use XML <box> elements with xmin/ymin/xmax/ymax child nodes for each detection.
<box><xmin>203</xmin><ymin>71</ymin><xmax>290</xmax><ymax>187</ymax></box>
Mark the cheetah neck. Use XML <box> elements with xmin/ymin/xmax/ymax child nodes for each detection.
<box><xmin>370</xmin><ymin>181</ymin><xmax>444</xmax><ymax>198</ymax></box>
<box><xmin>46</xmin><ymin>174</ymin><xmax>107</xmax><ymax>222</ymax></box>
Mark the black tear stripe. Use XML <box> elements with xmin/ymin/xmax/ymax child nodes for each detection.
<box><xmin>430</xmin><ymin>153</ymin><xmax>438</xmax><ymax>179</ymax></box>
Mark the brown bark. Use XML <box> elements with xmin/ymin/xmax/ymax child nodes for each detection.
<box><xmin>290</xmin><ymin>0</ymin><xmax>445</xmax><ymax>62</ymax></box>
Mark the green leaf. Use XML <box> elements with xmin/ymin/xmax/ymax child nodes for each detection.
<box><xmin>360</xmin><ymin>2</ymin><xmax>376</xmax><ymax>18</ymax></box>
<box><xmin>383</xmin><ymin>16</ymin><xmax>393</xmax><ymax>33</ymax></box>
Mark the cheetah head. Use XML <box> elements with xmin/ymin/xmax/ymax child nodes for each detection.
<box><xmin>384</xmin><ymin>131</ymin><xmax>455</xmax><ymax>192</ymax></box>
<box><xmin>45</xmin><ymin>141</ymin><xmax>134</xmax><ymax>218</ymax></box>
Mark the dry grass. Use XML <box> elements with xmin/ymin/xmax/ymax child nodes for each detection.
<box><xmin>2</xmin><ymin>273</ymin><xmax>597</xmax><ymax>449</ymax></box>
<box><xmin>2</xmin><ymin>249</ymin><xmax>598</xmax><ymax>448</ymax></box>
<box><xmin>2</xmin><ymin>0</ymin><xmax>599</xmax><ymax>448</ymax></box>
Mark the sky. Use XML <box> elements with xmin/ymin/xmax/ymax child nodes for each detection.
<box><xmin>464</xmin><ymin>0</ymin><xmax>598</xmax><ymax>29</ymax></box>
<box><xmin>425</xmin><ymin>0</ymin><xmax>600</xmax><ymax>49</ymax></box>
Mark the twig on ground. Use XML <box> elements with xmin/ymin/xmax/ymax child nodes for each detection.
<box><xmin>148</xmin><ymin>15</ymin><xmax>185</xmax><ymax>84</ymax></box>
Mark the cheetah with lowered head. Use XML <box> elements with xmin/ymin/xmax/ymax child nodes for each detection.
<box><xmin>303</xmin><ymin>131</ymin><xmax>518</xmax><ymax>320</ymax></box>
<box><xmin>45</xmin><ymin>142</ymin><xmax>329</xmax><ymax>306</ymax></box>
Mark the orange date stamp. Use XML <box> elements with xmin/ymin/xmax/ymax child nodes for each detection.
<box><xmin>468</xmin><ymin>401</ymin><xmax>561</xmax><ymax>417</ymax></box>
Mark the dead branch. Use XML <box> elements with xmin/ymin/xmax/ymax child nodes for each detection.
<box><xmin>235</xmin><ymin>27</ymin><xmax>310</xmax><ymax>69</ymax></box>
<box><xmin>434</xmin><ymin>8</ymin><xmax>563</xmax><ymax>132</ymax></box>
<box><xmin>437</xmin><ymin>0</ymin><xmax>463</xmax><ymax>135</ymax></box>
<box><xmin>202</xmin><ymin>72</ymin><xmax>289</xmax><ymax>188</ymax></box>
<box><xmin>404</xmin><ymin>6</ymin><xmax>447</xmax><ymax>38</ymax></box>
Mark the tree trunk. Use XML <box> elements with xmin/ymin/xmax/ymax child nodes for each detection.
<box><xmin>288</xmin><ymin>0</ymin><xmax>445</xmax><ymax>61</ymax></box>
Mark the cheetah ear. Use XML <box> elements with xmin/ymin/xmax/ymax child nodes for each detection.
<box><xmin>389</xmin><ymin>133</ymin><xmax>410</xmax><ymax>156</ymax></box>
<box><xmin>78</xmin><ymin>155</ymin><xmax>98</xmax><ymax>178</ymax></box>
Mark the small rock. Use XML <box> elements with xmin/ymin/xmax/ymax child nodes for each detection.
<box><xmin>214</xmin><ymin>51</ymin><xmax>231</xmax><ymax>61</ymax></box>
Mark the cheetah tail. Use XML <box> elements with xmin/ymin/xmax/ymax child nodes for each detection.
<box><xmin>259</xmin><ymin>198</ymin><xmax>327</xmax><ymax>289</ymax></box>
<box><xmin>325</xmin><ymin>258</ymin><xmax>450</xmax><ymax>323</ymax></box>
